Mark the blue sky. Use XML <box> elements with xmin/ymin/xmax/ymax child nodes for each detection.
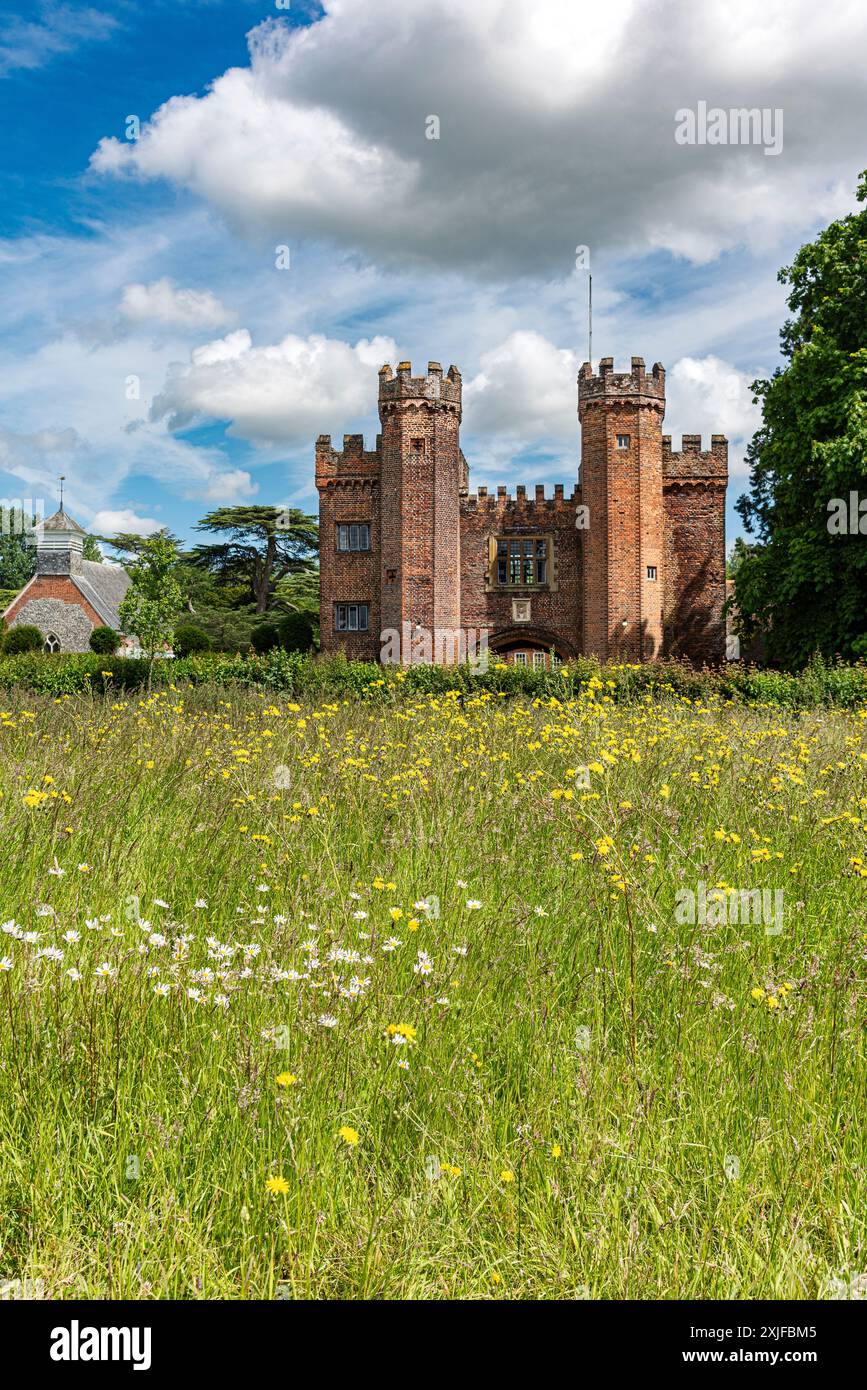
<box><xmin>1</xmin><ymin>0</ymin><xmax>865</xmax><ymax>551</ymax></box>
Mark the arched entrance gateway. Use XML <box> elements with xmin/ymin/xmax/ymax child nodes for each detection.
<box><xmin>488</xmin><ymin>626</ymin><xmax>574</xmax><ymax>670</ymax></box>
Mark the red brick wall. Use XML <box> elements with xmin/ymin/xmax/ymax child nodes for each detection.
<box><xmin>459</xmin><ymin>487</ymin><xmax>582</xmax><ymax>657</ymax></box>
<box><xmin>315</xmin><ymin>434</ymin><xmax>382</xmax><ymax>660</ymax></box>
<box><xmin>662</xmin><ymin>433</ymin><xmax>728</xmax><ymax>663</ymax></box>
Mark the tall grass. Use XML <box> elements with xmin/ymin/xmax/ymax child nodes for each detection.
<box><xmin>0</xmin><ymin>683</ymin><xmax>864</xmax><ymax>1298</ymax></box>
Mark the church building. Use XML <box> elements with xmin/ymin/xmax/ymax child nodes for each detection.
<box><xmin>2</xmin><ymin>507</ymin><xmax>130</xmax><ymax>653</ymax></box>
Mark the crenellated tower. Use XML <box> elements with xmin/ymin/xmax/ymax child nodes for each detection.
<box><xmin>378</xmin><ymin>361</ymin><xmax>463</xmax><ymax>644</ymax></box>
<box><xmin>578</xmin><ymin>357</ymin><xmax>666</xmax><ymax>661</ymax></box>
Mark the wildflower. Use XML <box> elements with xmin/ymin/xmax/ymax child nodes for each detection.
<box><xmin>338</xmin><ymin>1126</ymin><xmax>360</xmax><ymax>1146</ymax></box>
<box><xmin>318</xmin><ymin>1014</ymin><xmax>338</xmax><ymax>1028</ymax></box>
<box><xmin>386</xmin><ymin>1023</ymin><xmax>417</xmax><ymax>1042</ymax></box>
<box><xmin>276</xmin><ymin>1072</ymin><xmax>297</xmax><ymax>1087</ymax></box>
<box><xmin>750</xmin><ymin>988</ymin><xmax>765</xmax><ymax>1001</ymax></box>
<box><xmin>500</xmin><ymin>1170</ymin><xmax>515</xmax><ymax>1184</ymax></box>
<box><xmin>551</xmin><ymin>1144</ymin><xmax>562</xmax><ymax>1159</ymax></box>
<box><xmin>0</xmin><ymin>956</ymin><xmax>13</xmax><ymax>972</ymax></box>
<box><xmin>266</xmin><ymin>1176</ymin><xmax>289</xmax><ymax>1196</ymax></box>
<box><xmin>94</xmin><ymin>962</ymin><xmax>116</xmax><ymax>978</ymax></box>
<box><xmin>413</xmin><ymin>950</ymin><xmax>434</xmax><ymax>976</ymax></box>
<box><xmin>466</xmin><ymin>899</ymin><xmax>482</xmax><ymax>911</ymax></box>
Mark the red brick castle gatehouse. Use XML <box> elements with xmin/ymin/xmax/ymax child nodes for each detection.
<box><xmin>315</xmin><ymin>355</ymin><xmax>728</xmax><ymax>666</ymax></box>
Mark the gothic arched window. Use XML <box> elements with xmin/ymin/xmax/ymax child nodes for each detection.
<box><xmin>44</xmin><ymin>633</ymin><xmax>61</xmax><ymax>654</ymax></box>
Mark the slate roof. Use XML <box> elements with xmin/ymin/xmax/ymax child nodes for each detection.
<box><xmin>70</xmin><ymin>560</ymin><xmax>131</xmax><ymax>630</ymax></box>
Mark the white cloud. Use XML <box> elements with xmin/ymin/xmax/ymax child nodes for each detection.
<box><xmin>88</xmin><ymin>508</ymin><xmax>163</xmax><ymax>537</ymax></box>
<box><xmin>119</xmin><ymin>278</ymin><xmax>234</xmax><ymax>330</ymax></box>
<box><xmin>666</xmin><ymin>355</ymin><xmax>762</xmax><ymax>477</ymax></box>
<box><xmin>0</xmin><ymin>3</ymin><xmax>117</xmax><ymax>78</ymax></box>
<box><xmin>151</xmin><ymin>329</ymin><xmax>398</xmax><ymax>445</ymax></box>
<box><xmin>464</xmin><ymin>331</ymin><xmax>581</xmax><ymax>440</ymax></box>
<box><xmin>90</xmin><ymin>0</ymin><xmax>867</xmax><ymax>273</ymax></box>
<box><xmin>198</xmin><ymin>468</ymin><xmax>258</xmax><ymax>503</ymax></box>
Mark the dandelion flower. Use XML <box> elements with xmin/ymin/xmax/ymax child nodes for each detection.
<box><xmin>338</xmin><ymin>1126</ymin><xmax>360</xmax><ymax>1146</ymax></box>
<box><xmin>276</xmin><ymin>1072</ymin><xmax>297</xmax><ymax>1087</ymax></box>
<box><xmin>266</xmin><ymin>1175</ymin><xmax>290</xmax><ymax>1196</ymax></box>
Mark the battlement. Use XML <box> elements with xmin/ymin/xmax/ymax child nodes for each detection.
<box><xmin>461</xmin><ymin>482</ymin><xmax>581</xmax><ymax>512</ymax></box>
<box><xmin>378</xmin><ymin>360</ymin><xmax>462</xmax><ymax>414</ymax></box>
<box><xmin>662</xmin><ymin>433</ymin><xmax>728</xmax><ymax>480</ymax></box>
<box><xmin>315</xmin><ymin>432</ymin><xmax>382</xmax><ymax>486</ymax></box>
<box><xmin>578</xmin><ymin>356</ymin><xmax>666</xmax><ymax>413</ymax></box>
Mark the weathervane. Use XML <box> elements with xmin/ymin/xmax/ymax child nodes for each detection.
<box><xmin>59</xmin><ymin>474</ymin><xmax>65</xmax><ymax>511</ymax></box>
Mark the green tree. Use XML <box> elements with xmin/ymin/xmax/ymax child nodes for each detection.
<box><xmin>191</xmin><ymin>507</ymin><xmax>318</xmax><ymax>613</ymax></box>
<box><xmin>726</xmin><ymin>536</ymin><xmax>755</xmax><ymax>579</ymax></box>
<box><xmin>118</xmin><ymin>533</ymin><xmax>182</xmax><ymax>686</ymax></box>
<box><xmin>735</xmin><ymin>171</ymin><xmax>867</xmax><ymax>667</ymax></box>
<box><xmin>0</xmin><ymin>508</ymin><xmax>38</xmax><ymax>590</ymax></box>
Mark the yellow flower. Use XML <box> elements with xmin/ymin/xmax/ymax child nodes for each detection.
<box><xmin>389</xmin><ymin>907</ymin><xmax>403</xmax><ymax>921</ymax></box>
<box><xmin>551</xmin><ymin>1144</ymin><xmax>562</xmax><ymax>1159</ymax></box>
<box><xmin>386</xmin><ymin>1023</ymin><xmax>417</xmax><ymax>1041</ymax></box>
<box><xmin>750</xmin><ymin>988</ymin><xmax>765</xmax><ymax>1001</ymax></box>
<box><xmin>338</xmin><ymin>1125</ymin><xmax>360</xmax><ymax>1146</ymax></box>
<box><xmin>499</xmin><ymin>1169</ymin><xmax>515</xmax><ymax>1184</ymax></box>
<box><xmin>276</xmin><ymin>1072</ymin><xmax>297</xmax><ymax>1087</ymax></box>
<box><xmin>490</xmin><ymin>1271</ymin><xmax>502</xmax><ymax>1285</ymax></box>
<box><xmin>766</xmin><ymin>996</ymin><xmax>779</xmax><ymax>1010</ymax></box>
<box><xmin>265</xmin><ymin>1175</ymin><xmax>289</xmax><ymax>1196</ymax></box>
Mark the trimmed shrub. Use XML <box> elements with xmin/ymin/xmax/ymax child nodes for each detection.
<box><xmin>250</xmin><ymin>622</ymin><xmax>280</xmax><ymax>654</ymax></box>
<box><xmin>89</xmin><ymin>626</ymin><xmax>119</xmax><ymax>655</ymax></box>
<box><xmin>173</xmin><ymin>624</ymin><xmax>213</xmax><ymax>658</ymax></box>
<box><xmin>279</xmin><ymin>609</ymin><xmax>318</xmax><ymax>653</ymax></box>
<box><xmin>3</xmin><ymin>624</ymin><xmax>43</xmax><ymax>654</ymax></box>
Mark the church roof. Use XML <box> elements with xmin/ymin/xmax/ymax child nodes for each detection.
<box><xmin>70</xmin><ymin>560</ymin><xmax>131</xmax><ymax>630</ymax></box>
<box><xmin>41</xmin><ymin>508</ymin><xmax>88</xmax><ymax>535</ymax></box>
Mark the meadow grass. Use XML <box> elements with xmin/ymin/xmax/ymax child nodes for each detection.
<box><xmin>0</xmin><ymin>680</ymin><xmax>865</xmax><ymax>1299</ymax></box>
